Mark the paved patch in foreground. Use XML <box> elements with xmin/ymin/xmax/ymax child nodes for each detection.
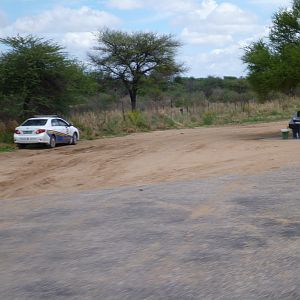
<box><xmin>1</xmin><ymin>168</ymin><xmax>300</xmax><ymax>299</ymax></box>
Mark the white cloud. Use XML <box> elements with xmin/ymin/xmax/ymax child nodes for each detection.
<box><xmin>106</xmin><ymin>0</ymin><xmax>262</xmax><ymax>47</ymax></box>
<box><xmin>107</xmin><ymin>0</ymin><xmax>143</xmax><ymax>10</ymax></box>
<box><xmin>182</xmin><ymin>44</ymin><xmax>246</xmax><ymax>77</ymax></box>
<box><xmin>178</xmin><ymin>1</ymin><xmax>260</xmax><ymax>46</ymax></box>
<box><xmin>183</xmin><ymin>27</ymin><xmax>273</xmax><ymax>78</ymax></box>
<box><xmin>168</xmin><ymin>0</ymin><xmax>270</xmax><ymax>77</ymax></box>
<box><xmin>146</xmin><ymin>0</ymin><xmax>198</xmax><ymax>13</ymax></box>
<box><xmin>106</xmin><ymin>0</ymin><xmax>198</xmax><ymax>13</ymax></box>
<box><xmin>5</xmin><ymin>6</ymin><xmax>120</xmax><ymax>34</ymax></box>
<box><xmin>62</xmin><ymin>31</ymin><xmax>95</xmax><ymax>56</ymax></box>
<box><xmin>181</xmin><ymin>28</ymin><xmax>233</xmax><ymax>45</ymax></box>
<box><xmin>0</xmin><ymin>5</ymin><xmax>121</xmax><ymax>61</ymax></box>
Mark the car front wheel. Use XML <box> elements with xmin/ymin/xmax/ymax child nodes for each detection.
<box><xmin>71</xmin><ymin>133</ymin><xmax>77</xmax><ymax>145</ymax></box>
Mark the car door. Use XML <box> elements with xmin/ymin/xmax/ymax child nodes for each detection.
<box><xmin>57</xmin><ymin>119</ymin><xmax>71</xmax><ymax>143</ymax></box>
<box><xmin>50</xmin><ymin>119</ymin><xmax>65</xmax><ymax>144</ymax></box>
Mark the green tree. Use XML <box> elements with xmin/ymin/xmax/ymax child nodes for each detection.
<box><xmin>89</xmin><ymin>29</ymin><xmax>184</xmax><ymax>111</ymax></box>
<box><xmin>243</xmin><ymin>0</ymin><xmax>300</xmax><ymax>99</ymax></box>
<box><xmin>243</xmin><ymin>41</ymin><xmax>275</xmax><ymax>98</ymax></box>
<box><xmin>0</xmin><ymin>35</ymin><xmax>91</xmax><ymax>119</ymax></box>
<box><xmin>199</xmin><ymin>76</ymin><xmax>224</xmax><ymax>98</ymax></box>
<box><xmin>270</xmin><ymin>1</ymin><xmax>300</xmax><ymax>50</ymax></box>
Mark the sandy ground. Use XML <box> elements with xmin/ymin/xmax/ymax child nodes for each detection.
<box><xmin>0</xmin><ymin>121</ymin><xmax>298</xmax><ymax>199</ymax></box>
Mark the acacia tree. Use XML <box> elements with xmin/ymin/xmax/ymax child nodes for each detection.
<box><xmin>89</xmin><ymin>29</ymin><xmax>184</xmax><ymax>111</ymax></box>
<box><xmin>0</xmin><ymin>35</ymin><xmax>91</xmax><ymax>119</ymax></box>
<box><xmin>243</xmin><ymin>0</ymin><xmax>300</xmax><ymax>99</ymax></box>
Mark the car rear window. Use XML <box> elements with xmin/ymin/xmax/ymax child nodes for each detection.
<box><xmin>22</xmin><ymin>119</ymin><xmax>48</xmax><ymax>126</ymax></box>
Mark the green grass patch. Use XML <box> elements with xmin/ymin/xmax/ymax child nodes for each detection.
<box><xmin>202</xmin><ymin>111</ymin><xmax>217</xmax><ymax>125</ymax></box>
<box><xmin>0</xmin><ymin>144</ymin><xmax>15</xmax><ymax>152</ymax></box>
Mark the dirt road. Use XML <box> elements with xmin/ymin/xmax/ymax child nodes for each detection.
<box><xmin>0</xmin><ymin>121</ymin><xmax>298</xmax><ymax>199</ymax></box>
<box><xmin>2</xmin><ymin>120</ymin><xmax>300</xmax><ymax>299</ymax></box>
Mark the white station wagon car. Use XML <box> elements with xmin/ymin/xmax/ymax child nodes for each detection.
<box><xmin>14</xmin><ymin>116</ymin><xmax>79</xmax><ymax>149</ymax></box>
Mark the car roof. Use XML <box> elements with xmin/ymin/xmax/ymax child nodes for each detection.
<box><xmin>33</xmin><ymin>115</ymin><xmax>60</xmax><ymax>118</ymax></box>
<box><xmin>27</xmin><ymin>116</ymin><xmax>63</xmax><ymax>120</ymax></box>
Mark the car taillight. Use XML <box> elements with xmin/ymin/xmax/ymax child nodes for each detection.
<box><xmin>35</xmin><ymin>129</ymin><xmax>46</xmax><ymax>134</ymax></box>
<box><xmin>14</xmin><ymin>129</ymin><xmax>21</xmax><ymax>134</ymax></box>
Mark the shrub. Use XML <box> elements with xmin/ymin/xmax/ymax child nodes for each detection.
<box><xmin>202</xmin><ymin>111</ymin><xmax>216</xmax><ymax>125</ymax></box>
<box><xmin>163</xmin><ymin>115</ymin><xmax>177</xmax><ymax>128</ymax></box>
<box><xmin>127</xmin><ymin>111</ymin><xmax>149</xmax><ymax>130</ymax></box>
<box><xmin>0</xmin><ymin>120</ymin><xmax>16</xmax><ymax>143</ymax></box>
<box><xmin>104</xmin><ymin>116</ymin><xmax>122</xmax><ymax>135</ymax></box>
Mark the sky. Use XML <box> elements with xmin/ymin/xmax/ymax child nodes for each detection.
<box><xmin>0</xmin><ymin>0</ymin><xmax>292</xmax><ymax>78</ymax></box>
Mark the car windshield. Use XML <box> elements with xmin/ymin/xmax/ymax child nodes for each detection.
<box><xmin>22</xmin><ymin>119</ymin><xmax>48</xmax><ymax>126</ymax></box>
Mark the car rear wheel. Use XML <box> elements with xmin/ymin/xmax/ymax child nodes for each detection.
<box><xmin>71</xmin><ymin>133</ymin><xmax>77</xmax><ymax>145</ymax></box>
<box><xmin>49</xmin><ymin>135</ymin><xmax>56</xmax><ymax>148</ymax></box>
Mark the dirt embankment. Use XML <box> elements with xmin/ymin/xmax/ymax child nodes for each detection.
<box><xmin>0</xmin><ymin>121</ymin><xmax>298</xmax><ymax>199</ymax></box>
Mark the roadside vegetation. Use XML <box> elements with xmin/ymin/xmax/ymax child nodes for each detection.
<box><xmin>1</xmin><ymin>1</ymin><xmax>300</xmax><ymax>148</ymax></box>
<box><xmin>69</xmin><ymin>96</ymin><xmax>299</xmax><ymax>139</ymax></box>
<box><xmin>243</xmin><ymin>0</ymin><xmax>300</xmax><ymax>100</ymax></box>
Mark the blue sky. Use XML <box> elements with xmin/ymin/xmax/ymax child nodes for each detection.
<box><xmin>0</xmin><ymin>0</ymin><xmax>291</xmax><ymax>77</ymax></box>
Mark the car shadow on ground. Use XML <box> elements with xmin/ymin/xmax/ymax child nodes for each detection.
<box><xmin>234</xmin><ymin>131</ymin><xmax>290</xmax><ymax>141</ymax></box>
<box><xmin>18</xmin><ymin>144</ymin><xmax>71</xmax><ymax>150</ymax></box>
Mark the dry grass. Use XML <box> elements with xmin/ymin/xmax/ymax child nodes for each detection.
<box><xmin>69</xmin><ymin>97</ymin><xmax>300</xmax><ymax>140</ymax></box>
<box><xmin>1</xmin><ymin>98</ymin><xmax>298</xmax><ymax>146</ymax></box>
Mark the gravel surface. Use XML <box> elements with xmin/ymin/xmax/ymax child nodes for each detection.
<box><xmin>1</xmin><ymin>167</ymin><xmax>300</xmax><ymax>299</ymax></box>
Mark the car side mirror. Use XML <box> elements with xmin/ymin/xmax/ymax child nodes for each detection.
<box><xmin>68</xmin><ymin>123</ymin><xmax>73</xmax><ymax>127</ymax></box>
